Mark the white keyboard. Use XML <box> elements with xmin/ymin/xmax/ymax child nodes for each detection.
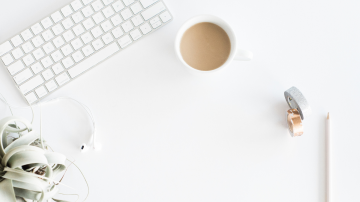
<box><xmin>0</xmin><ymin>0</ymin><xmax>172</xmax><ymax>104</ymax></box>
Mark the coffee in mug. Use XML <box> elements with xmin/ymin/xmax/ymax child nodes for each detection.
<box><xmin>180</xmin><ymin>22</ymin><xmax>231</xmax><ymax>71</ymax></box>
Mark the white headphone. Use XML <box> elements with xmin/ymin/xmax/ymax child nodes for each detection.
<box><xmin>65</xmin><ymin>98</ymin><xmax>102</xmax><ymax>152</ymax></box>
<box><xmin>0</xmin><ymin>95</ymin><xmax>101</xmax><ymax>152</ymax></box>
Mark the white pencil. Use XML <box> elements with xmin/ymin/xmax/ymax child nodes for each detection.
<box><xmin>326</xmin><ymin>113</ymin><xmax>331</xmax><ymax>202</ymax></box>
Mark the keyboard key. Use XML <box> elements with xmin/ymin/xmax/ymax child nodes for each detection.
<box><xmin>19</xmin><ymin>75</ymin><xmax>44</xmax><ymax>94</ymax></box>
<box><xmin>52</xmin><ymin>24</ymin><xmax>65</xmax><ymax>35</ymax></box>
<box><xmin>43</xmin><ymin>42</ymin><xmax>55</xmax><ymax>54</ymax></box>
<box><xmin>53</xmin><ymin>36</ymin><xmax>65</xmax><ymax>48</ymax></box>
<box><xmin>35</xmin><ymin>86</ymin><xmax>48</xmax><ymax>98</ymax></box>
<box><xmin>73</xmin><ymin>24</ymin><xmax>85</xmax><ymax>36</ymax></box>
<box><xmin>101</xmin><ymin>20</ymin><xmax>113</xmax><ymax>32</ymax></box>
<box><xmin>12</xmin><ymin>48</ymin><xmax>24</xmax><ymax>60</ymax></box>
<box><xmin>71</xmin><ymin>0</ymin><xmax>84</xmax><ymax>11</ymax></box>
<box><xmin>11</xmin><ymin>36</ymin><xmax>23</xmax><ymax>47</ymax></box>
<box><xmin>0</xmin><ymin>41</ymin><xmax>13</xmax><ymax>57</ymax></box>
<box><xmin>140</xmin><ymin>0</ymin><xmax>158</xmax><ymax>8</ymax></box>
<box><xmin>82</xmin><ymin>45</ymin><xmax>94</xmax><ymax>56</ymax></box>
<box><xmin>112</xmin><ymin>27</ymin><xmax>123</xmax><ymax>38</ymax></box>
<box><xmin>112</xmin><ymin>1</ymin><xmax>125</xmax><ymax>12</ymax></box>
<box><xmin>71</xmin><ymin>38</ymin><xmax>84</xmax><ymax>50</ymax></box>
<box><xmin>72</xmin><ymin>12</ymin><xmax>85</xmax><ymax>24</ymax></box>
<box><xmin>63</xmin><ymin>30</ymin><xmax>75</xmax><ymax>42</ymax></box>
<box><xmin>82</xmin><ymin>0</ymin><xmax>93</xmax><ymax>5</ymax></box>
<box><xmin>102</xmin><ymin>0</ymin><xmax>114</xmax><ymax>5</ymax></box>
<box><xmin>41</xmin><ymin>56</ymin><xmax>54</xmax><ymax>68</ymax></box>
<box><xmin>51</xmin><ymin>50</ymin><xmax>64</xmax><ymax>62</ymax></box>
<box><xmin>25</xmin><ymin>92</ymin><xmax>38</xmax><ymax>104</ymax></box>
<box><xmin>61</xmin><ymin>44</ymin><xmax>74</xmax><ymax>56</ymax></box>
<box><xmin>45</xmin><ymin>80</ymin><xmax>58</xmax><ymax>92</ymax></box>
<box><xmin>140</xmin><ymin>22</ymin><xmax>151</xmax><ymax>34</ymax></box>
<box><xmin>83</xmin><ymin>18</ymin><xmax>95</xmax><ymax>30</ymax></box>
<box><xmin>91</xmin><ymin>0</ymin><xmax>104</xmax><ymax>11</ymax></box>
<box><xmin>39</xmin><ymin>69</ymin><xmax>51</xmax><ymax>81</ymax></box>
<box><xmin>2</xmin><ymin>54</ymin><xmax>14</xmax><ymax>65</ymax></box>
<box><xmin>130</xmin><ymin>29</ymin><xmax>142</xmax><ymax>41</ymax></box>
<box><xmin>160</xmin><ymin>11</ymin><xmax>171</xmax><ymax>23</ymax></box>
<box><xmin>52</xmin><ymin>63</ymin><xmax>65</xmax><ymax>74</ymax></box>
<box><xmin>68</xmin><ymin>42</ymin><xmax>119</xmax><ymax>78</ymax></box>
<box><xmin>81</xmin><ymin>32</ymin><xmax>94</xmax><ymax>44</ymax></box>
<box><xmin>121</xmin><ymin>21</ymin><xmax>134</xmax><ymax>32</ymax></box>
<box><xmin>62</xmin><ymin>18</ymin><xmax>75</xmax><ymax>30</ymax></box>
<box><xmin>22</xmin><ymin>42</ymin><xmax>34</xmax><ymax>53</ymax></box>
<box><xmin>131</xmin><ymin>2</ymin><xmax>143</xmax><ymax>14</ymax></box>
<box><xmin>41</xmin><ymin>17</ymin><xmax>54</xmax><ymax>29</ymax></box>
<box><xmin>62</xmin><ymin>57</ymin><xmax>75</xmax><ymax>68</ymax></box>
<box><xmin>92</xmin><ymin>39</ymin><xmax>104</xmax><ymax>50</ymax></box>
<box><xmin>8</xmin><ymin>61</ymin><xmax>25</xmax><ymax>75</ymax></box>
<box><xmin>121</xmin><ymin>8</ymin><xmax>133</xmax><ymax>20</ymax></box>
<box><xmin>21</xmin><ymin>29</ymin><xmax>34</xmax><ymax>41</ymax></box>
<box><xmin>102</xmin><ymin>6</ymin><xmax>115</xmax><ymax>18</ymax></box>
<box><xmin>122</xmin><ymin>0</ymin><xmax>134</xmax><ymax>6</ymax></box>
<box><xmin>23</xmin><ymin>54</ymin><xmax>35</xmax><ymax>66</ymax></box>
<box><xmin>31</xmin><ymin>23</ymin><xmax>44</xmax><ymax>35</ymax></box>
<box><xmin>82</xmin><ymin>6</ymin><xmax>94</xmax><ymax>18</ymax></box>
<box><xmin>61</xmin><ymin>5</ymin><xmax>74</xmax><ymax>17</ymax></box>
<box><xmin>102</xmin><ymin>33</ymin><xmax>114</xmax><ymax>44</ymax></box>
<box><xmin>72</xmin><ymin>51</ymin><xmax>85</xmax><ymax>62</ymax></box>
<box><xmin>111</xmin><ymin>14</ymin><xmax>122</xmax><ymax>26</ymax></box>
<box><xmin>31</xmin><ymin>62</ymin><xmax>44</xmax><ymax>74</ymax></box>
<box><xmin>42</xmin><ymin>30</ymin><xmax>55</xmax><ymax>41</ymax></box>
<box><xmin>93</xmin><ymin>12</ymin><xmax>105</xmax><ymax>24</ymax></box>
<box><xmin>55</xmin><ymin>73</ymin><xmax>70</xmax><ymax>86</ymax></box>
<box><xmin>91</xmin><ymin>26</ymin><xmax>104</xmax><ymax>38</ymax></box>
<box><xmin>14</xmin><ymin>68</ymin><xmax>33</xmax><ymax>84</ymax></box>
<box><xmin>51</xmin><ymin>11</ymin><xmax>63</xmax><ymax>23</ymax></box>
<box><xmin>150</xmin><ymin>16</ymin><xmax>161</xmax><ymax>28</ymax></box>
<box><xmin>42</xmin><ymin>69</ymin><xmax>54</xmax><ymax>80</ymax></box>
<box><xmin>118</xmin><ymin>35</ymin><xmax>132</xmax><ymax>48</ymax></box>
<box><xmin>141</xmin><ymin>2</ymin><xmax>165</xmax><ymax>20</ymax></box>
<box><xmin>32</xmin><ymin>36</ymin><xmax>44</xmax><ymax>48</ymax></box>
<box><xmin>33</xmin><ymin>48</ymin><xmax>45</xmax><ymax>60</ymax></box>
<box><xmin>131</xmin><ymin>15</ymin><xmax>144</xmax><ymax>27</ymax></box>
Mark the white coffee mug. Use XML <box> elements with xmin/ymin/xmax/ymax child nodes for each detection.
<box><xmin>175</xmin><ymin>15</ymin><xmax>253</xmax><ymax>73</ymax></box>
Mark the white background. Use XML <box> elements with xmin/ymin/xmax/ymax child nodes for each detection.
<box><xmin>1</xmin><ymin>0</ymin><xmax>360</xmax><ymax>201</ymax></box>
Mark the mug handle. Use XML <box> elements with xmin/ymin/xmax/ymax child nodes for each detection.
<box><xmin>234</xmin><ymin>49</ymin><xmax>253</xmax><ymax>61</ymax></box>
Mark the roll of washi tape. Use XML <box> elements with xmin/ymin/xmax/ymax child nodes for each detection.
<box><xmin>287</xmin><ymin>108</ymin><xmax>303</xmax><ymax>137</ymax></box>
<box><xmin>284</xmin><ymin>87</ymin><xmax>311</xmax><ymax>137</ymax></box>
<box><xmin>284</xmin><ymin>86</ymin><xmax>312</xmax><ymax>120</ymax></box>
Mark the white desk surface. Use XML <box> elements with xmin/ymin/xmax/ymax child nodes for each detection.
<box><xmin>1</xmin><ymin>0</ymin><xmax>360</xmax><ymax>201</ymax></box>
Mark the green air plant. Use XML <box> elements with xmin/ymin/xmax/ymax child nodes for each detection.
<box><xmin>0</xmin><ymin>116</ymin><xmax>69</xmax><ymax>202</ymax></box>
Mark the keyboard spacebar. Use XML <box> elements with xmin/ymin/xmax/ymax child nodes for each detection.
<box><xmin>68</xmin><ymin>43</ymin><xmax>120</xmax><ymax>78</ymax></box>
